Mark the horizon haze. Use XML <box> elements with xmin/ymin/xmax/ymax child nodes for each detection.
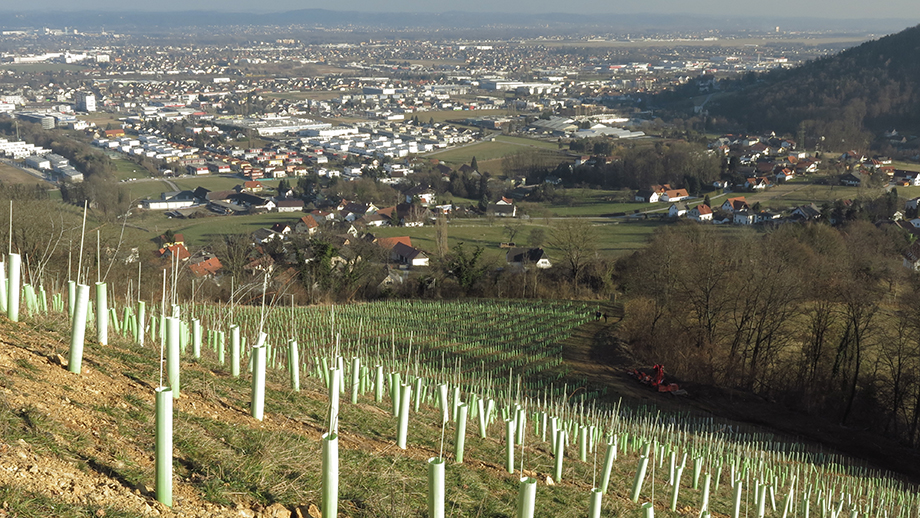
<box><xmin>4</xmin><ymin>1</ymin><xmax>920</xmax><ymax>20</ymax></box>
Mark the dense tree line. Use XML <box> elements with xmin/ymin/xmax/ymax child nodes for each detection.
<box><xmin>616</xmin><ymin>221</ymin><xmax>920</xmax><ymax>445</ymax></box>
<box><xmin>0</xmin><ymin>120</ymin><xmax>131</xmax><ymax>219</ymax></box>
<box><xmin>705</xmin><ymin>24</ymin><xmax>920</xmax><ymax>150</ymax></box>
<box><xmin>528</xmin><ymin>140</ymin><xmax>721</xmax><ymax>192</ymax></box>
<box><xmin>0</xmin><ymin>120</ymin><xmax>116</xmax><ymax>179</ymax></box>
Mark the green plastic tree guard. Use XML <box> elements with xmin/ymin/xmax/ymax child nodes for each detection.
<box><xmin>94</xmin><ymin>282</ymin><xmax>107</xmax><ymax>345</ymax></box>
<box><xmin>136</xmin><ymin>301</ymin><xmax>145</xmax><ymax>346</ymax></box>
<box><xmin>600</xmin><ymin>436</ymin><xmax>616</xmax><ymax>494</ymax></box>
<box><xmin>68</xmin><ymin>284</ymin><xmax>91</xmax><ymax>374</ymax></box>
<box><xmin>251</xmin><ymin>345</ymin><xmax>266</xmax><ymax>421</ymax></box>
<box><xmin>397</xmin><ymin>383</ymin><xmax>412</xmax><ymax>449</ymax></box>
<box><xmin>322</xmin><ymin>433</ymin><xmax>338</xmax><ymax>518</ymax></box>
<box><xmin>455</xmin><ymin>402</ymin><xmax>468</xmax><ymax>463</ymax></box>
<box><xmin>631</xmin><ymin>454</ymin><xmax>650</xmax><ymax>502</ymax></box>
<box><xmin>230</xmin><ymin>325</ymin><xmax>240</xmax><ymax>377</ymax></box>
<box><xmin>589</xmin><ymin>488</ymin><xmax>603</xmax><ymax>518</ymax></box>
<box><xmin>288</xmin><ymin>339</ymin><xmax>300</xmax><ymax>392</ymax></box>
<box><xmin>7</xmin><ymin>253</ymin><xmax>21</xmax><ymax>322</ymax></box>
<box><xmin>506</xmin><ymin>419</ymin><xmax>516</xmax><ymax>473</ymax></box>
<box><xmin>166</xmin><ymin>317</ymin><xmax>181</xmax><ymax>399</ymax></box>
<box><xmin>155</xmin><ymin>387</ymin><xmax>173</xmax><ymax>507</ymax></box>
<box><xmin>350</xmin><ymin>356</ymin><xmax>360</xmax><ymax>403</ymax></box>
<box><xmin>517</xmin><ymin>477</ymin><xmax>537</xmax><ymax>518</ymax></box>
<box><xmin>428</xmin><ymin>457</ymin><xmax>445</xmax><ymax>518</ymax></box>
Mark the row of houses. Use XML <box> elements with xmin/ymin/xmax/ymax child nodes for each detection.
<box><xmin>0</xmin><ymin>138</ymin><xmax>49</xmax><ymax>159</ymax></box>
<box><xmin>635</xmin><ymin>184</ymin><xmax>690</xmax><ymax>203</ymax></box>
<box><xmin>667</xmin><ymin>197</ymin><xmax>823</xmax><ymax>226</ymax></box>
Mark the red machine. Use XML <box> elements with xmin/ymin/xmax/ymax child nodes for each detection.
<box><xmin>628</xmin><ymin>364</ymin><xmax>685</xmax><ymax>394</ymax></box>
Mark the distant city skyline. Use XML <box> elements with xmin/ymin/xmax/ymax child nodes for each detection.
<box><xmin>6</xmin><ymin>1</ymin><xmax>920</xmax><ymax>20</ymax></box>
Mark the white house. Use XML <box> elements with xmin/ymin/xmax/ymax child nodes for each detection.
<box><xmin>668</xmin><ymin>203</ymin><xmax>689</xmax><ymax>217</ymax></box>
<box><xmin>733</xmin><ymin>210</ymin><xmax>755</xmax><ymax>225</ymax></box>
<box><xmin>721</xmin><ymin>197</ymin><xmax>749</xmax><ymax>213</ymax></box>
<box><xmin>506</xmin><ymin>248</ymin><xmax>552</xmax><ymax>270</ymax></box>
<box><xmin>660</xmin><ymin>189</ymin><xmax>689</xmax><ymax>202</ymax></box>
<box><xmin>392</xmin><ymin>242</ymin><xmax>429</xmax><ymax>267</ymax></box>
<box><xmin>689</xmin><ymin>204</ymin><xmax>713</xmax><ymax>222</ymax></box>
<box><xmin>635</xmin><ymin>190</ymin><xmax>661</xmax><ymax>203</ymax></box>
<box><xmin>276</xmin><ymin>199</ymin><xmax>304</xmax><ymax>213</ymax></box>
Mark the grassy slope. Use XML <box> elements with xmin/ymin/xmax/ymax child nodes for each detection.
<box><xmin>0</xmin><ymin>162</ymin><xmax>46</xmax><ymax>187</ymax></box>
<box><xmin>3</xmin><ymin>293</ymin><xmax>920</xmax><ymax>516</ymax></box>
<box><xmin>0</xmin><ymin>305</ymin><xmax>728</xmax><ymax>518</ymax></box>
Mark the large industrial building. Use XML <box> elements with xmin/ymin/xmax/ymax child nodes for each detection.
<box><xmin>74</xmin><ymin>91</ymin><xmax>96</xmax><ymax>112</ymax></box>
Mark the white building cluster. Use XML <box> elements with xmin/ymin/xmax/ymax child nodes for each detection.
<box><xmin>300</xmin><ymin>121</ymin><xmax>474</xmax><ymax>159</ymax></box>
<box><xmin>93</xmin><ymin>134</ymin><xmax>198</xmax><ymax>162</ymax></box>
<box><xmin>0</xmin><ymin>138</ymin><xmax>49</xmax><ymax>159</ymax></box>
<box><xmin>25</xmin><ymin>153</ymin><xmax>83</xmax><ymax>182</ymax></box>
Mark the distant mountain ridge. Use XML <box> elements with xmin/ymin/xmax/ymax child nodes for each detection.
<box><xmin>707</xmin><ymin>24</ymin><xmax>920</xmax><ymax>151</ymax></box>
<box><xmin>0</xmin><ymin>9</ymin><xmax>910</xmax><ymax>33</ymax></box>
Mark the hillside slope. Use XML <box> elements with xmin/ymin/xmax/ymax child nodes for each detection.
<box><xmin>3</xmin><ymin>302</ymin><xmax>920</xmax><ymax>517</ymax></box>
<box><xmin>0</xmin><ymin>310</ymin><xmax>666</xmax><ymax>517</ymax></box>
<box><xmin>707</xmin><ymin>24</ymin><xmax>920</xmax><ymax>149</ymax></box>
<box><xmin>567</xmin><ymin>309</ymin><xmax>920</xmax><ymax>484</ymax></box>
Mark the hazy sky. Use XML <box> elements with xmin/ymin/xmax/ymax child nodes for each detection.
<box><xmin>11</xmin><ymin>0</ymin><xmax>920</xmax><ymax>19</ymax></box>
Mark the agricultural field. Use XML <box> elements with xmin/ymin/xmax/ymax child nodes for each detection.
<box><xmin>171</xmin><ymin>175</ymin><xmax>247</xmax><ymax>193</ymax></box>
<box><xmin>0</xmin><ymin>161</ymin><xmax>47</xmax><ymax>187</ymax></box>
<box><xmin>195</xmin><ymin>299</ymin><xmax>595</xmax><ymax>391</ymax></box>
<box><xmin>109</xmin><ymin>156</ymin><xmax>149</xmax><ymax>181</ymax></box>
<box><xmin>78</xmin><ymin>112</ymin><xmax>122</xmax><ymax>127</ymax></box>
<box><xmin>371</xmin><ymin>217</ymin><xmax>664</xmax><ymax>260</ymax></box>
<box><xmin>429</xmin><ymin>135</ymin><xmax>566</xmax><ymax>164</ymax></box>
<box><xmin>2</xmin><ymin>290</ymin><xmax>918</xmax><ymax>517</ymax></box>
<box><xmin>749</xmin><ymin>182</ymin><xmax>868</xmax><ymax>210</ymax></box>
<box><xmin>123</xmin><ymin>179</ymin><xmax>172</xmax><ymax>201</ymax></box>
<box><xmin>523</xmin><ymin>188</ymin><xmax>657</xmax><ymax>217</ymax></box>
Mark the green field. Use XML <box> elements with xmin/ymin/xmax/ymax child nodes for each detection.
<box><xmin>123</xmin><ymin>180</ymin><xmax>170</xmax><ymax>201</ymax></box>
<box><xmin>0</xmin><ymin>162</ymin><xmax>46</xmax><ymax>187</ymax></box>
<box><xmin>371</xmin><ymin>217</ymin><xmax>664</xmax><ymax>262</ymax></box>
<box><xmin>172</xmin><ymin>175</ymin><xmax>245</xmax><ymax>192</ymax></box>
<box><xmin>746</xmin><ymin>182</ymin><xmax>871</xmax><ymax>210</ymax></box>
<box><xmin>110</xmin><ymin>156</ymin><xmax>148</xmax><ymax>181</ymax></box>
<box><xmin>423</xmin><ymin>108</ymin><xmax>510</xmax><ymax>124</ymax></box>
<box><xmin>523</xmin><ymin>189</ymin><xmax>656</xmax><ymax>217</ymax></box>
<box><xmin>429</xmin><ymin>135</ymin><xmax>566</xmax><ymax>165</ymax></box>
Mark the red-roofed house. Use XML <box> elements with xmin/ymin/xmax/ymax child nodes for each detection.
<box><xmin>160</xmin><ymin>243</ymin><xmax>191</xmax><ymax>261</ymax></box>
<box><xmin>189</xmin><ymin>256</ymin><xmax>222</xmax><ymax>277</ymax></box>
<box><xmin>376</xmin><ymin>236</ymin><xmax>412</xmax><ymax>250</ymax></box>
<box><xmin>295</xmin><ymin>214</ymin><xmax>320</xmax><ymax>235</ymax></box>
<box><xmin>721</xmin><ymin>197</ymin><xmax>749</xmax><ymax>213</ymax></box>
<box><xmin>242</xmin><ymin>181</ymin><xmax>264</xmax><ymax>192</ymax></box>
<box><xmin>661</xmin><ymin>189</ymin><xmax>689</xmax><ymax>202</ymax></box>
<box><xmin>689</xmin><ymin>204</ymin><xmax>713</xmax><ymax>222</ymax></box>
